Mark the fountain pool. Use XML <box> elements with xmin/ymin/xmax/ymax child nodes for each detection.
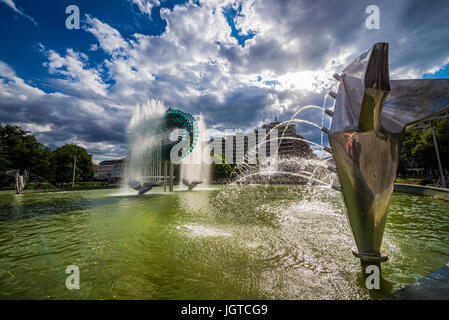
<box><xmin>0</xmin><ymin>186</ymin><xmax>448</xmax><ymax>299</ymax></box>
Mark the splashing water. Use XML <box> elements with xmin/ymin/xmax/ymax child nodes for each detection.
<box><xmin>123</xmin><ymin>100</ymin><xmax>165</xmax><ymax>192</ymax></box>
<box><xmin>179</xmin><ymin>114</ymin><xmax>211</xmax><ymax>189</ymax></box>
<box><xmin>214</xmin><ymin>95</ymin><xmax>341</xmax><ymax>237</ymax></box>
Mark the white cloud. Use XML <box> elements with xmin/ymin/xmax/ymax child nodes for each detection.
<box><xmin>423</xmin><ymin>56</ymin><xmax>449</xmax><ymax>76</ymax></box>
<box><xmin>0</xmin><ymin>0</ymin><xmax>38</xmax><ymax>25</ymax></box>
<box><xmin>12</xmin><ymin>122</ymin><xmax>53</xmax><ymax>133</ymax></box>
<box><xmin>0</xmin><ymin>61</ymin><xmax>45</xmax><ymax>99</ymax></box>
<box><xmin>2</xmin><ymin>0</ymin><xmax>449</xmax><ymax>160</ymax></box>
<box><xmin>130</xmin><ymin>0</ymin><xmax>160</xmax><ymax>17</ymax></box>
<box><xmin>0</xmin><ymin>59</ymin><xmax>130</xmax><ymax>159</ymax></box>
<box><xmin>43</xmin><ymin>48</ymin><xmax>109</xmax><ymax>98</ymax></box>
<box><xmin>84</xmin><ymin>15</ymin><xmax>128</xmax><ymax>56</ymax></box>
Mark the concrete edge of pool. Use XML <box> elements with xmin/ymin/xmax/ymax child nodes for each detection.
<box><xmin>1</xmin><ymin>183</ymin><xmax>448</xmax><ymax>197</ymax></box>
<box><xmin>386</xmin><ymin>263</ymin><xmax>449</xmax><ymax>300</ymax></box>
<box><xmin>394</xmin><ymin>184</ymin><xmax>449</xmax><ymax>202</ymax></box>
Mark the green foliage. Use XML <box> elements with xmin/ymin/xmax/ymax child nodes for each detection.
<box><xmin>0</xmin><ymin>124</ymin><xmax>55</xmax><ymax>186</ymax></box>
<box><xmin>0</xmin><ymin>128</ymin><xmax>9</xmax><ymax>187</ymax></box>
<box><xmin>396</xmin><ymin>178</ymin><xmax>428</xmax><ymax>184</ymax></box>
<box><xmin>53</xmin><ymin>144</ymin><xmax>94</xmax><ymax>184</ymax></box>
<box><xmin>398</xmin><ymin>118</ymin><xmax>449</xmax><ymax>175</ymax></box>
<box><xmin>212</xmin><ymin>162</ymin><xmax>234</xmax><ymax>181</ymax></box>
<box><xmin>24</xmin><ymin>183</ymin><xmax>55</xmax><ymax>190</ymax></box>
<box><xmin>210</xmin><ymin>154</ymin><xmax>234</xmax><ymax>181</ymax></box>
<box><xmin>418</xmin><ymin>178</ymin><xmax>434</xmax><ymax>186</ymax></box>
<box><xmin>0</xmin><ymin>123</ymin><xmax>94</xmax><ymax>187</ymax></box>
<box><xmin>398</xmin><ymin>130</ymin><xmax>420</xmax><ymax>175</ymax></box>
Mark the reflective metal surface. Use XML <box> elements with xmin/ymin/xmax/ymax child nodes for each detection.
<box><xmin>5</xmin><ymin>169</ymin><xmax>27</xmax><ymax>194</ymax></box>
<box><xmin>328</xmin><ymin>43</ymin><xmax>449</xmax><ymax>265</ymax></box>
<box><xmin>182</xmin><ymin>178</ymin><xmax>203</xmax><ymax>190</ymax></box>
<box><xmin>128</xmin><ymin>179</ymin><xmax>159</xmax><ymax>195</ymax></box>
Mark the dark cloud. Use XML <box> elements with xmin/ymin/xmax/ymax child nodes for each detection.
<box><xmin>1</xmin><ymin>0</ymin><xmax>448</xmax><ymax>160</ymax></box>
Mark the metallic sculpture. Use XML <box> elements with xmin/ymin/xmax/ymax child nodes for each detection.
<box><xmin>181</xmin><ymin>178</ymin><xmax>203</xmax><ymax>191</ymax></box>
<box><xmin>6</xmin><ymin>169</ymin><xmax>27</xmax><ymax>194</ymax></box>
<box><xmin>324</xmin><ymin>43</ymin><xmax>449</xmax><ymax>268</ymax></box>
<box><xmin>128</xmin><ymin>179</ymin><xmax>159</xmax><ymax>195</ymax></box>
<box><xmin>128</xmin><ymin>108</ymin><xmax>199</xmax><ymax>195</ymax></box>
<box><xmin>161</xmin><ymin>108</ymin><xmax>199</xmax><ymax>162</ymax></box>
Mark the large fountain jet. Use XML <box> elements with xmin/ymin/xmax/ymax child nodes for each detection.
<box><xmin>326</xmin><ymin>42</ymin><xmax>449</xmax><ymax>268</ymax></box>
<box><xmin>179</xmin><ymin>114</ymin><xmax>210</xmax><ymax>191</ymax></box>
<box><xmin>125</xmin><ymin>101</ymin><xmax>201</xmax><ymax>195</ymax></box>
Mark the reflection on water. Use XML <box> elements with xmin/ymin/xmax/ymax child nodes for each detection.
<box><xmin>0</xmin><ymin>187</ymin><xmax>448</xmax><ymax>299</ymax></box>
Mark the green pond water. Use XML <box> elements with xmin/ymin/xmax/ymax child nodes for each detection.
<box><xmin>0</xmin><ymin>185</ymin><xmax>448</xmax><ymax>300</ymax></box>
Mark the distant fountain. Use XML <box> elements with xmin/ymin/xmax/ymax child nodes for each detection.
<box><xmin>6</xmin><ymin>169</ymin><xmax>27</xmax><ymax>194</ymax></box>
<box><xmin>123</xmin><ymin>99</ymin><xmax>203</xmax><ymax>195</ymax></box>
<box><xmin>5</xmin><ymin>170</ymin><xmax>55</xmax><ymax>194</ymax></box>
<box><xmin>124</xmin><ymin>100</ymin><xmax>165</xmax><ymax>194</ymax></box>
<box><xmin>179</xmin><ymin>114</ymin><xmax>210</xmax><ymax>190</ymax></box>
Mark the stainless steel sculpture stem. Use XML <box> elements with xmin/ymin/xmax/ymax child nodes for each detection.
<box><xmin>325</xmin><ymin>43</ymin><xmax>449</xmax><ymax>268</ymax></box>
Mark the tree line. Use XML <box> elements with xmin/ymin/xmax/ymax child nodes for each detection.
<box><xmin>398</xmin><ymin>118</ymin><xmax>449</xmax><ymax>177</ymax></box>
<box><xmin>1</xmin><ymin>119</ymin><xmax>447</xmax><ymax>188</ymax></box>
<box><xmin>0</xmin><ymin>124</ymin><xmax>94</xmax><ymax>188</ymax></box>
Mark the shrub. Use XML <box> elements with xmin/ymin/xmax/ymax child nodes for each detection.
<box><xmin>418</xmin><ymin>178</ymin><xmax>434</xmax><ymax>186</ymax></box>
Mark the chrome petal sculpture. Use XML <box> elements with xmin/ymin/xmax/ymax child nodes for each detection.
<box><xmin>6</xmin><ymin>169</ymin><xmax>27</xmax><ymax>194</ymax></box>
<box><xmin>327</xmin><ymin>43</ymin><xmax>449</xmax><ymax>268</ymax></box>
<box><xmin>181</xmin><ymin>178</ymin><xmax>203</xmax><ymax>191</ymax></box>
<box><xmin>128</xmin><ymin>179</ymin><xmax>159</xmax><ymax>195</ymax></box>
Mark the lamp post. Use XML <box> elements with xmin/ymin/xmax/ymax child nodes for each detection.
<box><xmin>72</xmin><ymin>155</ymin><xmax>77</xmax><ymax>188</ymax></box>
<box><xmin>431</xmin><ymin>124</ymin><xmax>447</xmax><ymax>188</ymax></box>
<box><xmin>407</xmin><ymin>116</ymin><xmax>448</xmax><ymax>189</ymax></box>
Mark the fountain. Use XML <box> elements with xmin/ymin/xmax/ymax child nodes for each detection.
<box><xmin>5</xmin><ymin>169</ymin><xmax>27</xmax><ymax>194</ymax></box>
<box><xmin>179</xmin><ymin>114</ymin><xmax>211</xmax><ymax>190</ymax></box>
<box><xmin>214</xmin><ymin>42</ymin><xmax>449</xmax><ymax>274</ymax></box>
<box><xmin>128</xmin><ymin>180</ymin><xmax>159</xmax><ymax>195</ymax></box>
<box><xmin>322</xmin><ymin>42</ymin><xmax>449</xmax><ymax>269</ymax></box>
<box><xmin>124</xmin><ymin>100</ymin><xmax>207</xmax><ymax>195</ymax></box>
<box><xmin>1</xmin><ymin>46</ymin><xmax>448</xmax><ymax>299</ymax></box>
<box><xmin>125</xmin><ymin>100</ymin><xmax>165</xmax><ymax>194</ymax></box>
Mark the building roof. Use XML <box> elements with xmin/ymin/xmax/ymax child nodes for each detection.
<box><xmin>99</xmin><ymin>159</ymin><xmax>125</xmax><ymax>165</ymax></box>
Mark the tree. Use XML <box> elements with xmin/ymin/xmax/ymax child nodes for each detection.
<box><xmin>0</xmin><ymin>124</ymin><xmax>55</xmax><ymax>187</ymax></box>
<box><xmin>0</xmin><ymin>125</ymin><xmax>10</xmax><ymax>187</ymax></box>
<box><xmin>398</xmin><ymin>129</ymin><xmax>421</xmax><ymax>175</ymax></box>
<box><xmin>210</xmin><ymin>153</ymin><xmax>234</xmax><ymax>181</ymax></box>
<box><xmin>398</xmin><ymin>118</ymin><xmax>449</xmax><ymax>176</ymax></box>
<box><xmin>53</xmin><ymin>144</ymin><xmax>94</xmax><ymax>184</ymax></box>
<box><xmin>413</xmin><ymin>119</ymin><xmax>449</xmax><ymax>170</ymax></box>
<box><xmin>211</xmin><ymin>162</ymin><xmax>234</xmax><ymax>181</ymax></box>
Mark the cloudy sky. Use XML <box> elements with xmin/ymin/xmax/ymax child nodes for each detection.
<box><xmin>1</xmin><ymin>0</ymin><xmax>448</xmax><ymax>161</ymax></box>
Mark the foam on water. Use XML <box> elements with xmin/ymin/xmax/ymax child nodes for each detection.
<box><xmin>179</xmin><ymin>114</ymin><xmax>211</xmax><ymax>188</ymax></box>
<box><xmin>177</xmin><ymin>224</ymin><xmax>232</xmax><ymax>238</ymax></box>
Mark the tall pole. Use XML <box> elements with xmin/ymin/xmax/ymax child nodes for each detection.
<box><xmin>164</xmin><ymin>161</ymin><xmax>168</xmax><ymax>192</ymax></box>
<box><xmin>432</xmin><ymin>127</ymin><xmax>447</xmax><ymax>188</ymax></box>
<box><xmin>169</xmin><ymin>161</ymin><xmax>174</xmax><ymax>192</ymax></box>
<box><xmin>72</xmin><ymin>156</ymin><xmax>77</xmax><ymax>188</ymax></box>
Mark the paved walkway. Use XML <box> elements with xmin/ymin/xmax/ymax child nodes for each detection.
<box><xmin>386</xmin><ymin>263</ymin><xmax>449</xmax><ymax>300</ymax></box>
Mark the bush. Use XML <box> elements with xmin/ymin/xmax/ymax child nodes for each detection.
<box><xmin>418</xmin><ymin>178</ymin><xmax>434</xmax><ymax>186</ymax></box>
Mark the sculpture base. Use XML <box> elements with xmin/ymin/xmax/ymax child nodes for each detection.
<box><xmin>352</xmin><ymin>248</ymin><xmax>388</xmax><ymax>271</ymax></box>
